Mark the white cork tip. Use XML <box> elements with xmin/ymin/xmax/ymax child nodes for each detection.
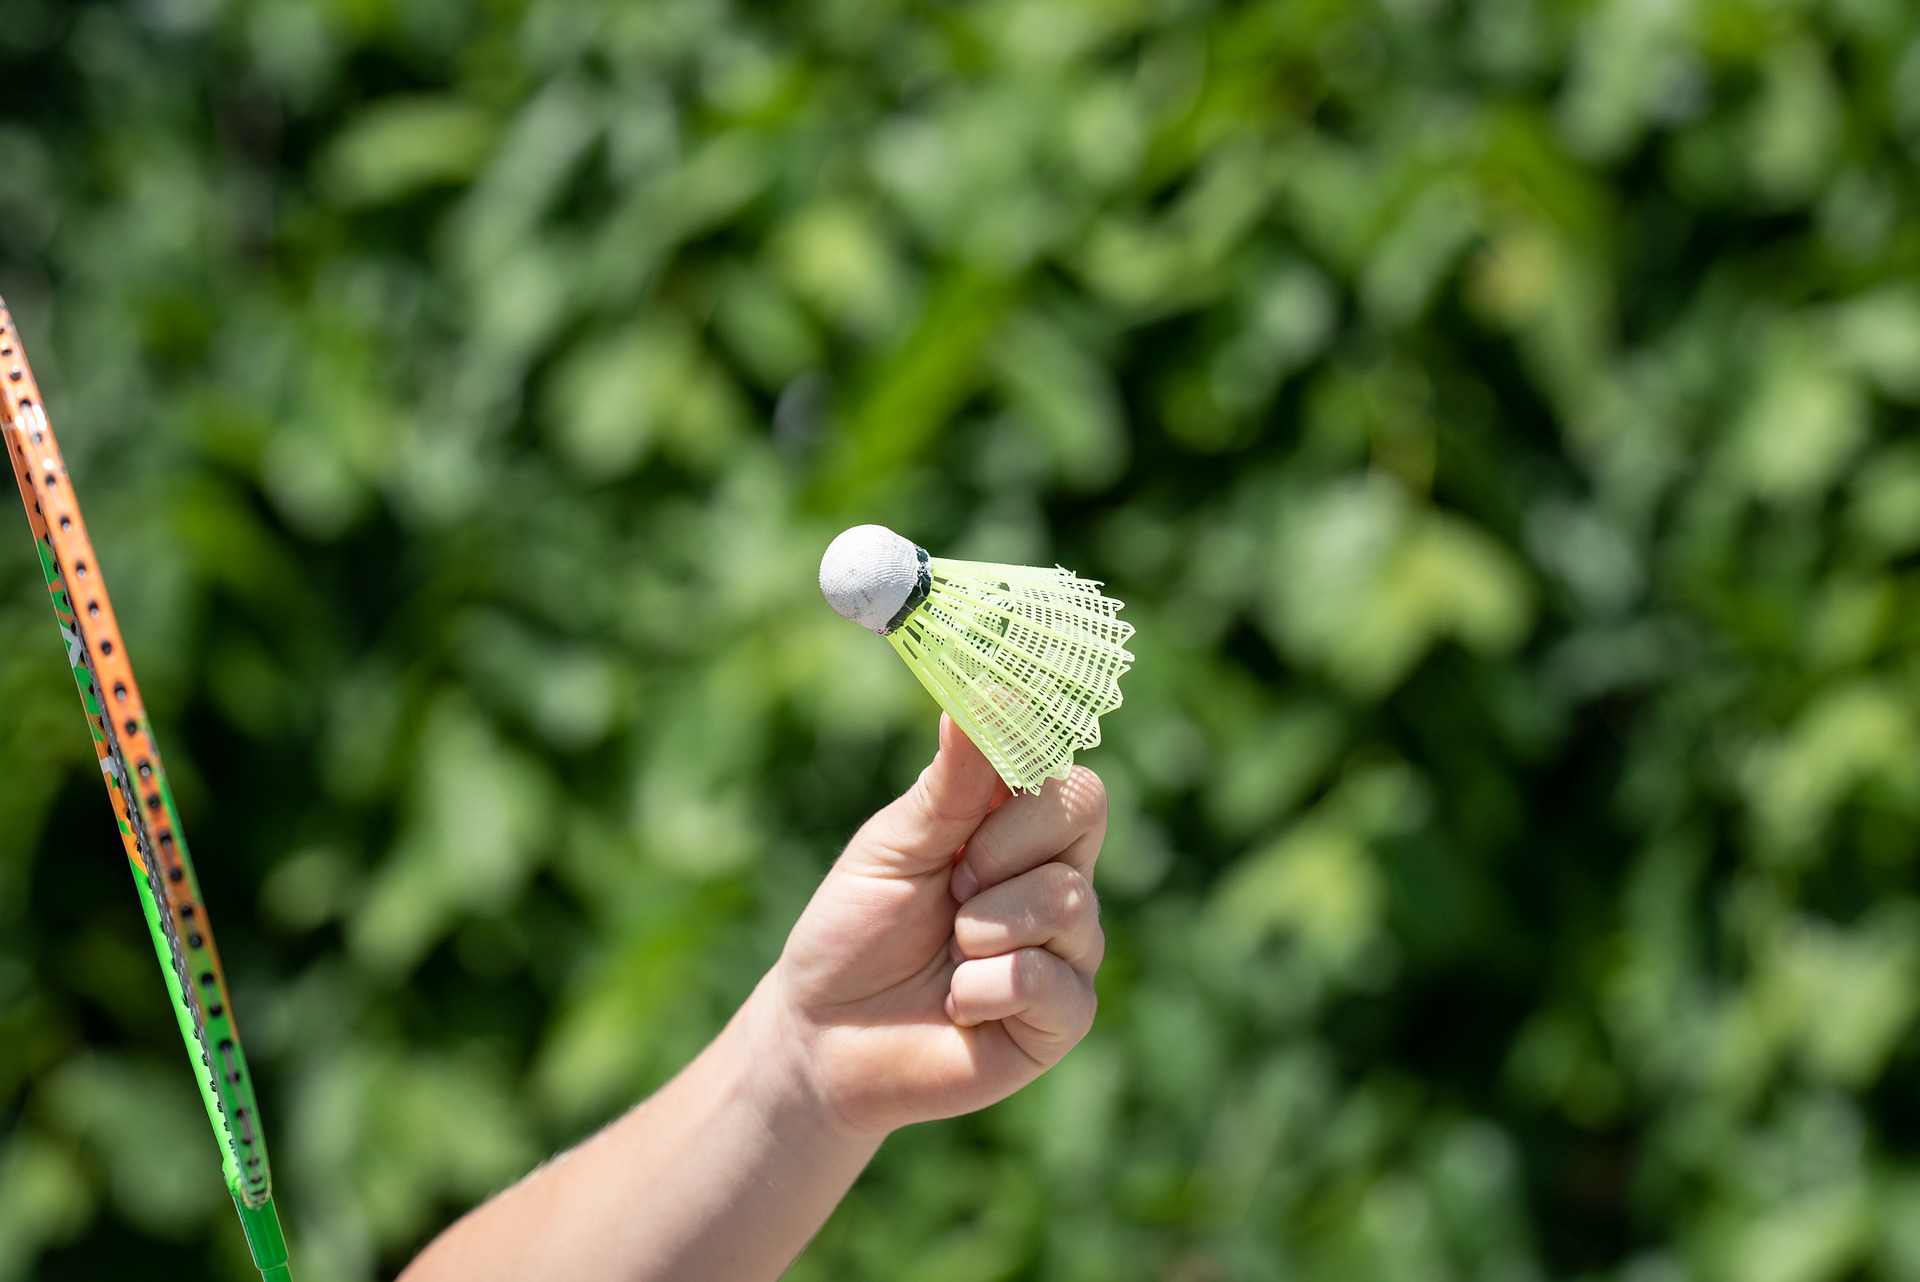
<box><xmin>820</xmin><ymin>524</ymin><xmax>923</xmax><ymax>634</ymax></box>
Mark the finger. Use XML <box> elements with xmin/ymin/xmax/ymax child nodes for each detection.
<box><xmin>841</xmin><ymin>714</ymin><xmax>1002</xmax><ymax>877</ymax></box>
<box><xmin>951</xmin><ymin>766</ymin><xmax>1107</xmax><ymax>901</ymax></box>
<box><xmin>953</xmin><ymin>862</ymin><xmax>1104</xmax><ymax>976</ymax></box>
<box><xmin>946</xmin><ymin>947</ymin><xmax>1097</xmax><ymax>1043</ymax></box>
<box><xmin>984</xmin><ymin>777</ymin><xmax>1014</xmax><ymax>816</ymax></box>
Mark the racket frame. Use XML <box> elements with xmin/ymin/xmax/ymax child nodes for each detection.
<box><xmin>0</xmin><ymin>301</ymin><xmax>290</xmax><ymax>1280</ymax></box>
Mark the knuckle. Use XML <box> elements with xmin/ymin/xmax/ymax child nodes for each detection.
<box><xmin>906</xmin><ymin>773</ymin><xmax>939</xmax><ymax>826</ymax></box>
<box><xmin>1066</xmin><ymin>766</ymin><xmax>1108</xmax><ymax>825</ymax></box>
<box><xmin>1077</xmin><ymin>987</ymin><xmax>1099</xmax><ymax>1036</ymax></box>
<box><xmin>965</xmin><ymin>823</ymin><xmax>1006</xmax><ymax>876</ymax></box>
<box><xmin>1041</xmin><ymin>862</ymin><xmax>1090</xmax><ymax>922</ymax></box>
<box><xmin>1010</xmin><ymin>947</ymin><xmax>1051</xmax><ymax>1000</ymax></box>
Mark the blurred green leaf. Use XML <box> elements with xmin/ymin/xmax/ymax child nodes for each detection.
<box><xmin>1268</xmin><ymin>477</ymin><xmax>1535</xmax><ymax>696</ymax></box>
<box><xmin>317</xmin><ymin>97</ymin><xmax>497</xmax><ymax>207</ymax></box>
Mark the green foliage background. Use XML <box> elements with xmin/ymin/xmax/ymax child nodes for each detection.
<box><xmin>3</xmin><ymin>0</ymin><xmax>1920</xmax><ymax>1278</ymax></box>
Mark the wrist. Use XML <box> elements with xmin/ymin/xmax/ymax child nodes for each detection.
<box><xmin>731</xmin><ymin>965</ymin><xmax>891</xmax><ymax>1158</ymax></box>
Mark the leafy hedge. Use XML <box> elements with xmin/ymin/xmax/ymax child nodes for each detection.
<box><xmin>3</xmin><ymin>0</ymin><xmax>1920</xmax><ymax>1279</ymax></box>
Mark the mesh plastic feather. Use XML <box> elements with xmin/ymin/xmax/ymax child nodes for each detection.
<box><xmin>888</xmin><ymin>557</ymin><xmax>1134</xmax><ymax>793</ymax></box>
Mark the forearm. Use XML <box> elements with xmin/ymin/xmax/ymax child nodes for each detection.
<box><xmin>400</xmin><ymin>972</ymin><xmax>881</xmax><ymax>1282</ymax></box>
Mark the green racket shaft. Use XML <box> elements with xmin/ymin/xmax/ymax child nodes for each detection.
<box><xmin>0</xmin><ymin>301</ymin><xmax>292</xmax><ymax>1281</ymax></box>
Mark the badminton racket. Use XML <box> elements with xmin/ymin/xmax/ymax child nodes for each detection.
<box><xmin>0</xmin><ymin>300</ymin><xmax>292</xmax><ymax>1281</ymax></box>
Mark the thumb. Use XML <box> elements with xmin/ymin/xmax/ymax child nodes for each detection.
<box><xmin>843</xmin><ymin>714</ymin><xmax>1002</xmax><ymax>876</ymax></box>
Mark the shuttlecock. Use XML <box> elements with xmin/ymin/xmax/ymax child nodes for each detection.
<box><xmin>820</xmin><ymin>525</ymin><xmax>1134</xmax><ymax>794</ymax></box>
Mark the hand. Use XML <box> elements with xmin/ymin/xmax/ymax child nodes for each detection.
<box><xmin>759</xmin><ymin>714</ymin><xmax>1108</xmax><ymax>1138</ymax></box>
<box><xmin>401</xmin><ymin>714</ymin><xmax>1106</xmax><ymax>1282</ymax></box>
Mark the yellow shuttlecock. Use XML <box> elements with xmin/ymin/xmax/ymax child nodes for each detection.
<box><xmin>820</xmin><ymin>525</ymin><xmax>1135</xmax><ymax>793</ymax></box>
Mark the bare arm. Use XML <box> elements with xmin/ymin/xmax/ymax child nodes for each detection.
<box><xmin>400</xmin><ymin>715</ymin><xmax>1108</xmax><ymax>1281</ymax></box>
<box><xmin>396</xmin><ymin>979</ymin><xmax>879</xmax><ymax>1280</ymax></box>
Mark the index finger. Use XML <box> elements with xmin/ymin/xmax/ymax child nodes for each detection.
<box><xmin>952</xmin><ymin>766</ymin><xmax>1107</xmax><ymax>901</ymax></box>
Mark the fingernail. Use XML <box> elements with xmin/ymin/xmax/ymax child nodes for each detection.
<box><xmin>951</xmin><ymin>862</ymin><xmax>978</xmax><ymax>903</ymax></box>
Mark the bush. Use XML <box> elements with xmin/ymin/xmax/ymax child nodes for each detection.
<box><xmin>3</xmin><ymin>1</ymin><xmax>1919</xmax><ymax>1279</ymax></box>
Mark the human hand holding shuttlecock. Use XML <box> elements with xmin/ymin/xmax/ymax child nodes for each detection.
<box><xmin>818</xmin><ymin>525</ymin><xmax>1135</xmax><ymax>793</ymax></box>
<box><xmin>710</xmin><ymin>530</ymin><xmax>1133</xmax><ymax>1138</ymax></box>
<box><xmin>759</xmin><ymin>713</ymin><xmax>1108</xmax><ymax>1137</ymax></box>
<box><xmin>706</xmin><ymin>522</ymin><xmax>1128</xmax><ymax>1128</ymax></box>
